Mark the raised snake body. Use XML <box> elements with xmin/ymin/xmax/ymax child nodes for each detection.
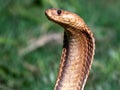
<box><xmin>45</xmin><ymin>9</ymin><xmax>95</xmax><ymax>90</ymax></box>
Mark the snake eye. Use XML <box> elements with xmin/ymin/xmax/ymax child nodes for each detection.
<box><xmin>57</xmin><ymin>10</ymin><xmax>62</xmax><ymax>15</ymax></box>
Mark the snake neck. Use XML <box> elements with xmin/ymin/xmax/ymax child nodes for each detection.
<box><xmin>54</xmin><ymin>28</ymin><xmax>94</xmax><ymax>90</ymax></box>
<box><xmin>54</xmin><ymin>27</ymin><xmax>95</xmax><ymax>90</ymax></box>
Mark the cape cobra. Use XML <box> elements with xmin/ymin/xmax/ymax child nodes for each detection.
<box><xmin>45</xmin><ymin>8</ymin><xmax>95</xmax><ymax>90</ymax></box>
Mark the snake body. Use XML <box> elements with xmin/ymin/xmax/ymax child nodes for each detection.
<box><xmin>45</xmin><ymin>9</ymin><xmax>95</xmax><ymax>90</ymax></box>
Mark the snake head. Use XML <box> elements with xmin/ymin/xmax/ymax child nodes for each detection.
<box><xmin>45</xmin><ymin>8</ymin><xmax>85</xmax><ymax>28</ymax></box>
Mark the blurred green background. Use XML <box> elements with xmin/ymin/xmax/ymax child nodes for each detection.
<box><xmin>0</xmin><ymin>0</ymin><xmax>120</xmax><ymax>90</ymax></box>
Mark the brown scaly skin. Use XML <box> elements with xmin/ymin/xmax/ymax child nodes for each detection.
<box><xmin>45</xmin><ymin>9</ymin><xmax>95</xmax><ymax>90</ymax></box>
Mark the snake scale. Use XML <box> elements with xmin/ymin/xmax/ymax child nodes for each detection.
<box><xmin>45</xmin><ymin>9</ymin><xmax>95</xmax><ymax>90</ymax></box>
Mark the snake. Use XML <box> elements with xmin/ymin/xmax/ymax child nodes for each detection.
<box><xmin>45</xmin><ymin>8</ymin><xmax>95</xmax><ymax>90</ymax></box>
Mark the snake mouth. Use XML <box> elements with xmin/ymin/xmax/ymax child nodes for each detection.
<box><xmin>45</xmin><ymin>10</ymin><xmax>50</xmax><ymax>19</ymax></box>
<box><xmin>45</xmin><ymin>9</ymin><xmax>54</xmax><ymax>22</ymax></box>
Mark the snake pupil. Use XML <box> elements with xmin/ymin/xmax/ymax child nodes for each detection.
<box><xmin>57</xmin><ymin>10</ymin><xmax>62</xmax><ymax>15</ymax></box>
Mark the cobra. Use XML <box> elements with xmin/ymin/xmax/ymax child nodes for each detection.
<box><xmin>45</xmin><ymin>9</ymin><xmax>95</xmax><ymax>90</ymax></box>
